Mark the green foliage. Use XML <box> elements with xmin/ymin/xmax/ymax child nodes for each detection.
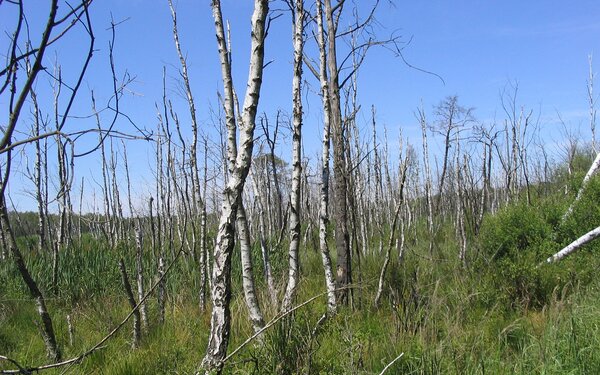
<box><xmin>558</xmin><ymin>175</ymin><xmax>600</xmax><ymax>247</ymax></box>
<box><xmin>477</xmin><ymin>202</ymin><xmax>559</xmax><ymax>308</ymax></box>
<box><xmin>479</xmin><ymin>202</ymin><xmax>552</xmax><ymax>261</ymax></box>
<box><xmin>5</xmin><ymin>166</ymin><xmax>600</xmax><ymax>373</ymax></box>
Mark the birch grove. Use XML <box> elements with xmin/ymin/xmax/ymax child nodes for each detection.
<box><xmin>2</xmin><ymin>1</ymin><xmax>600</xmax><ymax>374</ymax></box>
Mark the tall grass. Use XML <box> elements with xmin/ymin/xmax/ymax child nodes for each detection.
<box><xmin>3</xmin><ymin>177</ymin><xmax>600</xmax><ymax>373</ymax></box>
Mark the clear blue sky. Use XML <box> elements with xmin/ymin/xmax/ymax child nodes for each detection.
<box><xmin>2</xmin><ymin>0</ymin><xmax>600</xmax><ymax>212</ymax></box>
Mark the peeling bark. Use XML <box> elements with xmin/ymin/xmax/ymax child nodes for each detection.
<box><xmin>202</xmin><ymin>0</ymin><xmax>269</xmax><ymax>372</ymax></box>
<box><xmin>282</xmin><ymin>0</ymin><xmax>305</xmax><ymax>313</ymax></box>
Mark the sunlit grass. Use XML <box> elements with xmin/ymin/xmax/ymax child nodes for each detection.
<box><xmin>3</xmin><ymin>186</ymin><xmax>600</xmax><ymax>374</ymax></box>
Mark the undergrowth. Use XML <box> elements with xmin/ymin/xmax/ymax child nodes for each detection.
<box><xmin>3</xmin><ymin>175</ymin><xmax>600</xmax><ymax>374</ymax></box>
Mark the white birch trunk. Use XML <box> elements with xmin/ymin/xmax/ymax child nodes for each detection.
<box><xmin>562</xmin><ymin>151</ymin><xmax>600</xmax><ymax>222</ymax></box>
<box><xmin>202</xmin><ymin>0</ymin><xmax>268</xmax><ymax>372</ymax></box>
<box><xmin>546</xmin><ymin>225</ymin><xmax>600</xmax><ymax>263</ymax></box>
<box><xmin>316</xmin><ymin>0</ymin><xmax>337</xmax><ymax>316</ymax></box>
<box><xmin>419</xmin><ymin>108</ymin><xmax>434</xmax><ymax>254</ymax></box>
<box><xmin>236</xmin><ymin>201</ymin><xmax>265</xmax><ymax>333</ymax></box>
<box><xmin>282</xmin><ymin>0</ymin><xmax>304</xmax><ymax>313</ymax></box>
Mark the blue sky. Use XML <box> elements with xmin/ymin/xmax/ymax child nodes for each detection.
<box><xmin>2</xmin><ymin>0</ymin><xmax>600</xmax><ymax>212</ymax></box>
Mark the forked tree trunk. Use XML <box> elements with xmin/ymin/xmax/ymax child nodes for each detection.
<box><xmin>201</xmin><ymin>0</ymin><xmax>268</xmax><ymax>372</ymax></box>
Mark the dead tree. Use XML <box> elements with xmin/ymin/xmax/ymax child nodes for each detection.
<box><xmin>374</xmin><ymin>146</ymin><xmax>409</xmax><ymax>307</ymax></box>
<box><xmin>118</xmin><ymin>258</ymin><xmax>141</xmax><ymax>349</ymax></box>
<box><xmin>547</xmin><ymin>225</ymin><xmax>600</xmax><ymax>263</ymax></box>
<box><xmin>0</xmin><ymin>0</ymin><xmax>94</xmax><ymax>361</ymax></box>
<box><xmin>322</xmin><ymin>0</ymin><xmax>352</xmax><ymax>304</ymax></box>
<box><xmin>123</xmin><ymin>142</ymin><xmax>148</xmax><ymax>331</ymax></box>
<box><xmin>236</xmin><ymin>200</ymin><xmax>265</xmax><ymax>333</ymax></box>
<box><xmin>201</xmin><ymin>0</ymin><xmax>269</xmax><ymax>372</ymax></box>
<box><xmin>30</xmin><ymin>89</ymin><xmax>48</xmax><ymax>253</ymax></box>
<box><xmin>418</xmin><ymin>106</ymin><xmax>434</xmax><ymax>255</ymax></box>
<box><xmin>261</xmin><ymin>113</ymin><xmax>285</xmax><ymax>233</ymax></box>
<box><xmin>589</xmin><ymin>54</ymin><xmax>597</xmax><ymax>153</ymax></box>
<box><xmin>199</xmin><ymin>137</ymin><xmax>209</xmax><ymax>311</ymax></box>
<box><xmin>431</xmin><ymin>96</ymin><xmax>473</xmax><ymax>216</ymax></box>
<box><xmin>563</xmin><ymin>151</ymin><xmax>600</xmax><ymax>222</ymax></box>
<box><xmin>168</xmin><ymin>0</ymin><xmax>204</xmax><ymax>266</ymax></box>
<box><xmin>282</xmin><ymin>0</ymin><xmax>305</xmax><ymax>313</ymax></box>
<box><xmin>315</xmin><ymin>0</ymin><xmax>337</xmax><ymax>316</ymax></box>
<box><xmin>250</xmin><ymin>167</ymin><xmax>279</xmax><ymax>307</ymax></box>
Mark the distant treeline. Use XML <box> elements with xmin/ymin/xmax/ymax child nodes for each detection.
<box><xmin>8</xmin><ymin>211</ymin><xmax>96</xmax><ymax>239</ymax></box>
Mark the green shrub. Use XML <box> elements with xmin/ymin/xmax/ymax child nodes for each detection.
<box><xmin>478</xmin><ymin>202</ymin><xmax>566</xmax><ymax>309</ymax></box>
<box><xmin>479</xmin><ymin>202</ymin><xmax>552</xmax><ymax>261</ymax></box>
<box><xmin>558</xmin><ymin>176</ymin><xmax>600</xmax><ymax>250</ymax></box>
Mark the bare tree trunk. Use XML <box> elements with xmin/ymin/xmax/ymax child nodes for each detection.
<box><xmin>251</xmin><ymin>171</ymin><xmax>278</xmax><ymax>307</ymax></box>
<box><xmin>589</xmin><ymin>54</ymin><xmax>597</xmax><ymax>153</ymax></box>
<box><xmin>168</xmin><ymin>0</ymin><xmax>204</xmax><ymax>273</ymax></box>
<box><xmin>418</xmin><ymin>107</ymin><xmax>434</xmax><ymax>255</ymax></box>
<box><xmin>282</xmin><ymin>0</ymin><xmax>304</xmax><ymax>313</ymax></box>
<box><xmin>202</xmin><ymin>1</ymin><xmax>268</xmax><ymax>372</ymax></box>
<box><xmin>199</xmin><ymin>137</ymin><xmax>209</xmax><ymax>311</ymax></box>
<box><xmin>134</xmin><ymin>225</ymin><xmax>148</xmax><ymax>331</ymax></box>
<box><xmin>455</xmin><ymin>137</ymin><xmax>467</xmax><ymax>266</ymax></box>
<box><xmin>122</xmin><ymin>142</ymin><xmax>148</xmax><ymax>331</ymax></box>
<box><xmin>0</xmin><ymin>198</ymin><xmax>61</xmax><ymax>361</ymax></box>
<box><xmin>0</xmin><ymin>215</ymin><xmax>6</xmax><ymax>261</ymax></box>
<box><xmin>261</xmin><ymin>113</ymin><xmax>284</xmax><ymax>231</ymax></box>
<box><xmin>476</xmin><ymin>141</ymin><xmax>489</xmax><ymax>233</ymax></box>
<box><xmin>118</xmin><ymin>258</ymin><xmax>141</xmax><ymax>349</ymax></box>
<box><xmin>237</xmin><ymin>201</ymin><xmax>265</xmax><ymax>333</ymax></box>
<box><xmin>316</xmin><ymin>0</ymin><xmax>337</xmax><ymax>316</ymax></box>
<box><xmin>94</xmin><ymin>94</ymin><xmax>114</xmax><ymax>247</ymax></box>
<box><xmin>31</xmin><ymin>90</ymin><xmax>47</xmax><ymax>253</ymax></box>
<box><xmin>374</xmin><ymin>152</ymin><xmax>408</xmax><ymax>308</ymax></box>
<box><xmin>322</xmin><ymin>0</ymin><xmax>352</xmax><ymax>305</ymax></box>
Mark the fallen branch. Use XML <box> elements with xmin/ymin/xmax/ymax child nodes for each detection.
<box><xmin>546</xmin><ymin>225</ymin><xmax>600</xmax><ymax>263</ymax></box>
<box><xmin>379</xmin><ymin>352</ymin><xmax>404</xmax><ymax>374</ymax></box>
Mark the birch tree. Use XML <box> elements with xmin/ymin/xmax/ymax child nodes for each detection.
<box><xmin>201</xmin><ymin>0</ymin><xmax>269</xmax><ymax>372</ymax></box>
<box><xmin>547</xmin><ymin>226</ymin><xmax>600</xmax><ymax>263</ymax></box>
<box><xmin>315</xmin><ymin>0</ymin><xmax>337</xmax><ymax>316</ymax></box>
<box><xmin>281</xmin><ymin>0</ymin><xmax>305</xmax><ymax>313</ymax></box>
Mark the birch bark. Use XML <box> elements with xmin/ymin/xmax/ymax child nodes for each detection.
<box><xmin>201</xmin><ymin>0</ymin><xmax>269</xmax><ymax>372</ymax></box>
<box><xmin>547</xmin><ymin>226</ymin><xmax>600</xmax><ymax>263</ymax></box>
<box><xmin>316</xmin><ymin>0</ymin><xmax>337</xmax><ymax>316</ymax></box>
<box><xmin>282</xmin><ymin>0</ymin><xmax>305</xmax><ymax>313</ymax></box>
